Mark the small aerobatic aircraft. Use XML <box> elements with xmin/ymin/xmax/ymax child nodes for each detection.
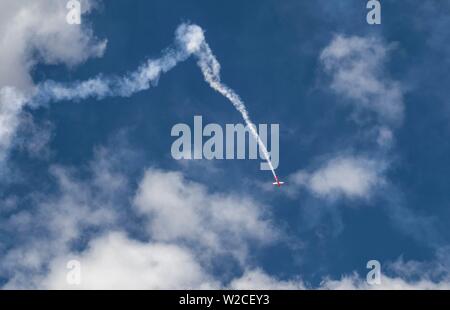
<box><xmin>272</xmin><ymin>176</ymin><xmax>285</xmax><ymax>187</ymax></box>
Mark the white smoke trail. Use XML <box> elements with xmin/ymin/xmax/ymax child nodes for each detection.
<box><xmin>24</xmin><ymin>23</ymin><xmax>278</xmax><ymax>179</ymax></box>
<box><xmin>33</xmin><ymin>47</ymin><xmax>190</xmax><ymax>105</ymax></box>
<box><xmin>187</xmin><ymin>33</ymin><xmax>278</xmax><ymax>179</ymax></box>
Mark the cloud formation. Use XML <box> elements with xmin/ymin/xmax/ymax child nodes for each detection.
<box><xmin>0</xmin><ymin>0</ymin><xmax>106</xmax><ymax>91</ymax></box>
<box><xmin>42</xmin><ymin>232</ymin><xmax>219</xmax><ymax>290</ymax></box>
<box><xmin>0</xmin><ymin>88</ymin><xmax>27</xmax><ymax>165</ymax></box>
<box><xmin>289</xmin><ymin>156</ymin><xmax>386</xmax><ymax>200</ymax></box>
<box><xmin>320</xmin><ymin>35</ymin><xmax>403</xmax><ymax>126</ymax></box>
<box><xmin>0</xmin><ymin>0</ymin><xmax>106</xmax><ymax>170</ymax></box>
<box><xmin>134</xmin><ymin>168</ymin><xmax>277</xmax><ymax>260</ymax></box>
<box><xmin>1</xmin><ymin>2</ymin><xmax>447</xmax><ymax>291</ymax></box>
<box><xmin>0</xmin><ymin>146</ymin><xmax>278</xmax><ymax>288</ymax></box>
<box><xmin>288</xmin><ymin>34</ymin><xmax>403</xmax><ymax>203</ymax></box>
<box><xmin>229</xmin><ymin>269</ymin><xmax>305</xmax><ymax>290</ymax></box>
<box><xmin>321</xmin><ymin>274</ymin><xmax>450</xmax><ymax>290</ymax></box>
<box><xmin>2</xmin><ymin>145</ymin><xmax>448</xmax><ymax>290</ymax></box>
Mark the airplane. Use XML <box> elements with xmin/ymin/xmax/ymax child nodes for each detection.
<box><xmin>272</xmin><ymin>176</ymin><xmax>285</xmax><ymax>187</ymax></box>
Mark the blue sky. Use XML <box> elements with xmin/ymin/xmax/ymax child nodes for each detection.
<box><xmin>0</xmin><ymin>0</ymin><xmax>450</xmax><ymax>289</ymax></box>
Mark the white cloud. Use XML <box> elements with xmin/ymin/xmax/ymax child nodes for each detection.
<box><xmin>15</xmin><ymin>113</ymin><xmax>54</xmax><ymax>159</ymax></box>
<box><xmin>3</xmin><ymin>153</ymin><xmax>448</xmax><ymax>290</ymax></box>
<box><xmin>320</xmin><ymin>35</ymin><xmax>403</xmax><ymax>126</ymax></box>
<box><xmin>0</xmin><ymin>21</ymin><xmax>439</xmax><ymax>290</ymax></box>
<box><xmin>134</xmin><ymin>168</ymin><xmax>277</xmax><ymax>259</ymax></box>
<box><xmin>0</xmin><ymin>0</ymin><xmax>106</xmax><ymax>91</ymax></box>
<box><xmin>229</xmin><ymin>269</ymin><xmax>305</xmax><ymax>290</ymax></box>
<box><xmin>293</xmin><ymin>35</ymin><xmax>402</xmax><ymax>203</ymax></box>
<box><xmin>41</xmin><ymin>232</ymin><xmax>219</xmax><ymax>290</ymax></box>
<box><xmin>376</xmin><ymin>126</ymin><xmax>394</xmax><ymax>148</ymax></box>
<box><xmin>321</xmin><ymin>274</ymin><xmax>450</xmax><ymax>290</ymax></box>
<box><xmin>0</xmin><ymin>149</ymin><xmax>124</xmax><ymax>288</ymax></box>
<box><xmin>0</xmin><ymin>87</ymin><xmax>27</xmax><ymax>163</ymax></box>
<box><xmin>0</xmin><ymin>0</ymin><xmax>106</xmax><ymax>167</ymax></box>
<box><xmin>290</xmin><ymin>156</ymin><xmax>385</xmax><ymax>200</ymax></box>
<box><xmin>1</xmin><ymin>154</ymin><xmax>279</xmax><ymax>288</ymax></box>
<box><xmin>317</xmin><ymin>35</ymin><xmax>443</xmax><ymax>248</ymax></box>
<box><xmin>230</xmin><ymin>251</ymin><xmax>450</xmax><ymax>290</ymax></box>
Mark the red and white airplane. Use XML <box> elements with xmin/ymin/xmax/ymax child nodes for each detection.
<box><xmin>272</xmin><ymin>176</ymin><xmax>285</xmax><ymax>187</ymax></box>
